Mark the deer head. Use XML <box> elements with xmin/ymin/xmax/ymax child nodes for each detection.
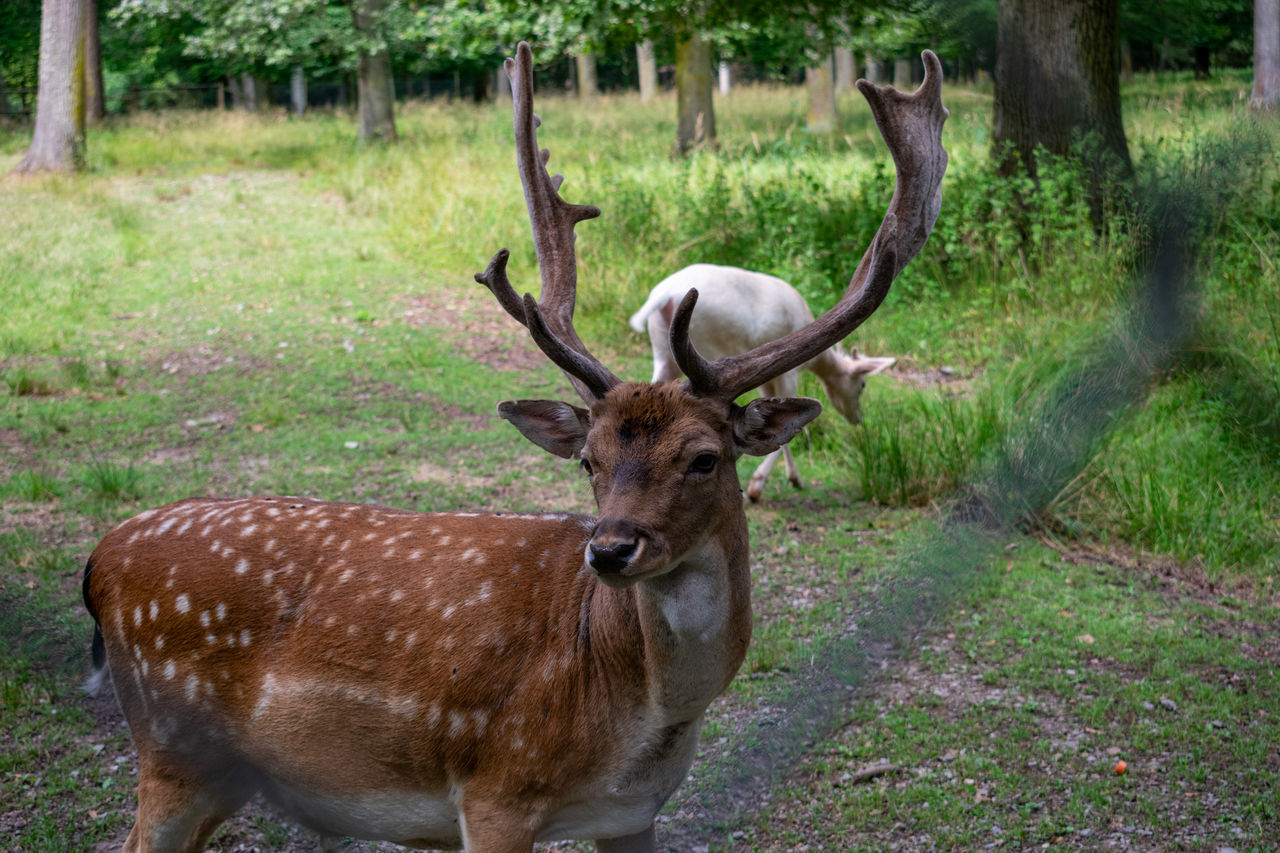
<box><xmin>83</xmin><ymin>42</ymin><xmax>946</xmax><ymax>853</ymax></box>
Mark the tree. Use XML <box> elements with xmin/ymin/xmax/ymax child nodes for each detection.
<box><xmin>806</xmin><ymin>50</ymin><xmax>837</xmax><ymax>132</ymax></box>
<box><xmin>637</xmin><ymin>39</ymin><xmax>658</xmax><ymax>101</ymax></box>
<box><xmin>674</xmin><ymin>27</ymin><xmax>715</xmax><ymax>154</ymax></box>
<box><xmin>994</xmin><ymin>0</ymin><xmax>1132</xmax><ymax>183</ymax></box>
<box><xmin>13</xmin><ymin>0</ymin><xmax>87</xmax><ymax>174</ymax></box>
<box><xmin>1253</xmin><ymin>0</ymin><xmax>1280</xmax><ymax>110</ymax></box>
<box><xmin>85</xmin><ymin>0</ymin><xmax>106</xmax><ymax>121</ymax></box>
<box><xmin>351</xmin><ymin>0</ymin><xmax>396</xmax><ymax>141</ymax></box>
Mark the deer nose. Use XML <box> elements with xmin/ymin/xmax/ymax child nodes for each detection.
<box><xmin>587</xmin><ymin>520</ymin><xmax>643</xmax><ymax>574</ymax></box>
<box><xmin>588</xmin><ymin>541</ymin><xmax>637</xmax><ymax>574</ymax></box>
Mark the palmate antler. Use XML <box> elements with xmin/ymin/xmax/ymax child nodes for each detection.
<box><xmin>475</xmin><ymin>43</ymin><xmax>620</xmax><ymax>403</ymax></box>
<box><xmin>672</xmin><ymin>51</ymin><xmax>949</xmax><ymax>402</ymax></box>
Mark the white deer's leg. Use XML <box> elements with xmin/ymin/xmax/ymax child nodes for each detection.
<box><xmin>746</xmin><ymin>448</ymin><xmax>781</xmax><ymax>502</ymax></box>
<box><xmin>782</xmin><ymin>443</ymin><xmax>804</xmax><ymax>489</ymax></box>
<box><xmin>596</xmin><ymin>824</ymin><xmax>656</xmax><ymax>853</ymax></box>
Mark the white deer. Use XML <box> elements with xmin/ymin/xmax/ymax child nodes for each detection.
<box><xmin>81</xmin><ymin>43</ymin><xmax>946</xmax><ymax>853</ymax></box>
<box><xmin>630</xmin><ymin>265</ymin><xmax>896</xmax><ymax>502</ymax></box>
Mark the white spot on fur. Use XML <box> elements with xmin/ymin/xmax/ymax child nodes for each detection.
<box><xmin>448</xmin><ymin>711</ymin><xmax>467</xmax><ymax>738</ymax></box>
<box><xmin>241</xmin><ymin>524</ymin><xmax>258</xmax><ymax>537</ymax></box>
<box><xmin>149</xmin><ymin>600</ymin><xmax>159</xmax><ymax>621</ymax></box>
<box><xmin>175</xmin><ymin>594</ymin><xmax>190</xmax><ymax>614</ymax></box>
<box><xmin>163</xmin><ymin>660</ymin><xmax>176</xmax><ymax>680</ymax></box>
<box><xmin>133</xmin><ymin>606</ymin><xmax>142</xmax><ymax>627</ymax></box>
<box><xmin>185</xmin><ymin>675</ymin><xmax>199</xmax><ymax>702</ymax></box>
<box><xmin>215</xmin><ymin>602</ymin><xmax>227</xmax><ymax>621</ymax></box>
<box><xmin>154</xmin><ymin>635</ymin><xmax>164</xmax><ymax>650</ymax></box>
<box><xmin>240</xmin><ymin>629</ymin><xmax>251</xmax><ymax>646</ymax></box>
<box><xmin>235</xmin><ymin>558</ymin><xmax>250</xmax><ymax>575</ymax></box>
<box><xmin>263</xmin><ymin>571</ymin><xmax>275</xmax><ymax>586</ymax></box>
<box><xmin>442</xmin><ymin>605</ymin><xmax>456</xmax><ymax>619</ymax></box>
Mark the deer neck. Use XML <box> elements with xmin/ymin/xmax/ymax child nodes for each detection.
<box><xmin>588</xmin><ymin>510</ymin><xmax>751</xmax><ymax>725</ymax></box>
<box><xmin>807</xmin><ymin>344</ymin><xmax>849</xmax><ymax>382</ymax></box>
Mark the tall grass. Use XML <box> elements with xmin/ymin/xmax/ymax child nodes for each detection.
<box><xmin>2</xmin><ymin>73</ymin><xmax>1278</xmax><ymax>578</ymax></box>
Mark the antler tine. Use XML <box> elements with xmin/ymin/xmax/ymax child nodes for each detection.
<box><xmin>678</xmin><ymin>49</ymin><xmax>949</xmax><ymax>401</ymax></box>
<box><xmin>492</xmin><ymin>41</ymin><xmax>619</xmax><ymax>403</ymax></box>
<box><xmin>474</xmin><ymin>249</ymin><xmax>528</xmax><ymax>325</ymax></box>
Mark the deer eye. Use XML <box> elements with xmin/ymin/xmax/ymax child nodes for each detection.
<box><xmin>689</xmin><ymin>453</ymin><xmax>718</xmax><ymax>474</ymax></box>
<box><xmin>580</xmin><ymin>458</ymin><xmax>593</xmax><ymax>475</ymax></box>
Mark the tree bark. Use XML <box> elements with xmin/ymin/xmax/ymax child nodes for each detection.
<box><xmin>893</xmin><ymin>57</ymin><xmax>912</xmax><ymax>88</ymax></box>
<box><xmin>1252</xmin><ymin>0</ymin><xmax>1280</xmax><ymax>111</ymax></box>
<box><xmin>834</xmin><ymin>46</ymin><xmax>856</xmax><ymax>93</ymax></box>
<box><xmin>637</xmin><ymin>40</ymin><xmax>658</xmax><ymax>102</ymax></box>
<box><xmin>864</xmin><ymin>54</ymin><xmax>883</xmax><ymax>84</ymax></box>
<box><xmin>84</xmin><ymin>0</ymin><xmax>105</xmax><ymax>122</ymax></box>
<box><xmin>994</xmin><ymin>0</ymin><xmax>1131</xmax><ymax>179</ymax></box>
<box><xmin>575</xmin><ymin>52</ymin><xmax>598</xmax><ymax>100</ymax></box>
<box><xmin>496</xmin><ymin>64</ymin><xmax>511</xmax><ymax>101</ymax></box>
<box><xmin>806</xmin><ymin>51</ymin><xmax>838</xmax><ymax>132</ymax></box>
<box><xmin>351</xmin><ymin>0</ymin><xmax>397</xmax><ymax>142</ymax></box>
<box><xmin>674</xmin><ymin>29</ymin><xmax>716</xmax><ymax>155</ymax></box>
<box><xmin>239</xmin><ymin>73</ymin><xmax>259</xmax><ymax>111</ymax></box>
<box><xmin>290</xmin><ymin>65</ymin><xmax>307</xmax><ymax>116</ymax></box>
<box><xmin>13</xmin><ymin>0</ymin><xmax>87</xmax><ymax>174</ymax></box>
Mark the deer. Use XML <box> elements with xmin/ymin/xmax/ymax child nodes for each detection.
<box><xmin>81</xmin><ymin>42</ymin><xmax>947</xmax><ymax>853</ymax></box>
<box><xmin>629</xmin><ymin>264</ymin><xmax>897</xmax><ymax>502</ymax></box>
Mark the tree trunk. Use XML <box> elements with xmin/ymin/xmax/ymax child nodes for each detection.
<box><xmin>718</xmin><ymin>61</ymin><xmax>731</xmax><ymax>95</ymax></box>
<box><xmin>674</xmin><ymin>29</ymin><xmax>716</xmax><ymax>156</ymax></box>
<box><xmin>239</xmin><ymin>73</ymin><xmax>259</xmax><ymax>111</ymax></box>
<box><xmin>575</xmin><ymin>52</ymin><xmax>598</xmax><ymax>100</ymax></box>
<box><xmin>637</xmin><ymin>40</ymin><xmax>658</xmax><ymax>102</ymax></box>
<box><xmin>865</xmin><ymin>54</ymin><xmax>884</xmax><ymax>84</ymax></box>
<box><xmin>1193</xmin><ymin>45</ymin><xmax>1211</xmax><ymax>79</ymax></box>
<box><xmin>1252</xmin><ymin>0</ymin><xmax>1280</xmax><ymax>111</ymax></box>
<box><xmin>351</xmin><ymin>0</ymin><xmax>396</xmax><ymax>142</ymax></box>
<box><xmin>994</xmin><ymin>0</ymin><xmax>1131</xmax><ymax>180</ymax></box>
<box><xmin>290</xmin><ymin>65</ymin><xmax>307</xmax><ymax>116</ymax></box>
<box><xmin>834</xmin><ymin>46</ymin><xmax>856</xmax><ymax>93</ymax></box>
<box><xmin>13</xmin><ymin>0</ymin><xmax>87</xmax><ymax>174</ymax></box>
<box><xmin>893</xmin><ymin>57</ymin><xmax>912</xmax><ymax>88</ymax></box>
<box><xmin>1120</xmin><ymin>39</ymin><xmax>1134</xmax><ymax>83</ymax></box>
<box><xmin>806</xmin><ymin>51</ymin><xmax>838</xmax><ymax>132</ymax></box>
<box><xmin>84</xmin><ymin>0</ymin><xmax>105</xmax><ymax>122</ymax></box>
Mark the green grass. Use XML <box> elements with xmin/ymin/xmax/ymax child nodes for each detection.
<box><xmin>1</xmin><ymin>71</ymin><xmax>1278</xmax><ymax>849</ymax></box>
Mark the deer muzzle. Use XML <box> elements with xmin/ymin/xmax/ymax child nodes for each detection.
<box><xmin>585</xmin><ymin>518</ymin><xmax>655</xmax><ymax>583</ymax></box>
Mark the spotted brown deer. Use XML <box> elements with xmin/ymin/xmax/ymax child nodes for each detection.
<box><xmin>82</xmin><ymin>43</ymin><xmax>947</xmax><ymax>853</ymax></box>
<box><xmin>629</xmin><ymin>263</ymin><xmax>897</xmax><ymax>502</ymax></box>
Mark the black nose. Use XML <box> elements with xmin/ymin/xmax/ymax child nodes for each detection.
<box><xmin>588</xmin><ymin>540</ymin><xmax>637</xmax><ymax>574</ymax></box>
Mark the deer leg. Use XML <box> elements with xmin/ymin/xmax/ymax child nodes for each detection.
<box><xmin>746</xmin><ymin>449</ymin><xmax>781</xmax><ymax>503</ymax></box>
<box><xmin>123</xmin><ymin>753</ymin><xmax>252</xmax><ymax>853</ymax></box>
<box><xmin>596</xmin><ymin>824</ymin><xmax>656</xmax><ymax>853</ymax></box>
<box><xmin>781</xmin><ymin>443</ymin><xmax>805</xmax><ymax>490</ymax></box>
<box><xmin>459</xmin><ymin>806</ymin><xmax>536</xmax><ymax>853</ymax></box>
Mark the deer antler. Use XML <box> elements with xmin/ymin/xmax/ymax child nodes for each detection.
<box><xmin>674</xmin><ymin>50</ymin><xmax>949</xmax><ymax>401</ymax></box>
<box><xmin>475</xmin><ymin>42</ymin><xmax>620</xmax><ymax>403</ymax></box>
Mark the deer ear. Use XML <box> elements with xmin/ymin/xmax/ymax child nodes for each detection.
<box><xmin>732</xmin><ymin>397</ymin><xmax>823</xmax><ymax>456</ymax></box>
<box><xmin>498</xmin><ymin>400</ymin><xmax>591</xmax><ymax>459</ymax></box>
<box><xmin>849</xmin><ymin>354</ymin><xmax>896</xmax><ymax>377</ymax></box>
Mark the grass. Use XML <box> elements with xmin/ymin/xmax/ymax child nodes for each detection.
<box><xmin>1</xmin><ymin>70</ymin><xmax>1278</xmax><ymax>850</ymax></box>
